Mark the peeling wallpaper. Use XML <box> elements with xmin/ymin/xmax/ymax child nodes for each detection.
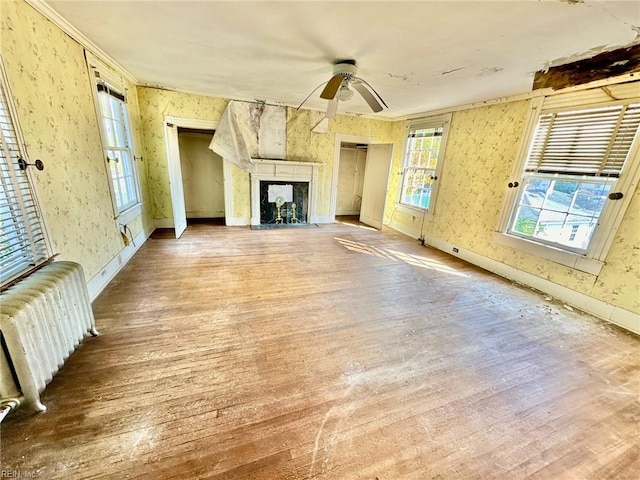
<box><xmin>5</xmin><ymin>0</ymin><xmax>636</xmax><ymax>316</ymax></box>
<box><xmin>386</xmin><ymin>100</ymin><xmax>640</xmax><ymax>314</ymax></box>
<box><xmin>138</xmin><ymin>87</ymin><xmax>402</xmax><ymax>220</ymax></box>
<box><xmin>1</xmin><ymin>0</ymin><xmax>151</xmax><ymax>280</ymax></box>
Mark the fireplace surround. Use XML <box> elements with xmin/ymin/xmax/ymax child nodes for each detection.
<box><xmin>250</xmin><ymin>159</ymin><xmax>322</xmax><ymax>226</ymax></box>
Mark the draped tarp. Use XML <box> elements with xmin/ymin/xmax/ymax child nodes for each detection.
<box><xmin>209</xmin><ymin>100</ymin><xmax>286</xmax><ymax>171</ymax></box>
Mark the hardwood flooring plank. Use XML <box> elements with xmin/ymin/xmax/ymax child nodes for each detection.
<box><xmin>1</xmin><ymin>220</ymin><xmax>638</xmax><ymax>479</ymax></box>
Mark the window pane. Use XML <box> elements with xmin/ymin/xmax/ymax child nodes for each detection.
<box><xmin>401</xmin><ymin>168</ymin><xmax>435</xmax><ymax>209</ymax></box>
<box><xmin>571</xmin><ymin>182</ymin><xmax>610</xmax><ymax>217</ymax></box>
<box><xmin>512</xmin><ymin>206</ymin><xmax>540</xmax><ymax>235</ymax></box>
<box><xmin>535</xmin><ymin>209</ymin><xmax>567</xmax><ymax>241</ymax></box>
<box><xmin>509</xmin><ymin>175</ymin><xmax>614</xmax><ymax>252</ymax></box>
<box><xmin>565</xmin><ymin>214</ymin><xmax>598</xmax><ymax>250</ymax></box>
<box><xmin>521</xmin><ymin>178</ymin><xmax>550</xmax><ymax>208</ymax></box>
<box><xmin>401</xmin><ymin>124</ymin><xmax>444</xmax><ymax>210</ymax></box>
<box><xmin>543</xmin><ymin>180</ymin><xmax>578</xmax><ymax>212</ymax></box>
<box><xmin>97</xmin><ymin>82</ymin><xmax>138</xmax><ymax>214</ymax></box>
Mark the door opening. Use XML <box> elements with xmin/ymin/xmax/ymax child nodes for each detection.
<box><xmin>336</xmin><ymin>143</ymin><xmax>368</xmax><ymax>218</ymax></box>
<box><xmin>177</xmin><ymin>128</ymin><xmax>225</xmax><ymax>224</ymax></box>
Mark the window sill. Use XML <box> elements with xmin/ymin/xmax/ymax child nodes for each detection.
<box><xmin>493</xmin><ymin>232</ymin><xmax>604</xmax><ymax>275</ymax></box>
<box><xmin>116</xmin><ymin>203</ymin><xmax>143</xmax><ymax>226</ymax></box>
<box><xmin>396</xmin><ymin>203</ymin><xmax>434</xmax><ymax>221</ymax></box>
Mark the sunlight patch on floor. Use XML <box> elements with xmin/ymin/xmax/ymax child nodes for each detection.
<box><xmin>334</xmin><ymin>237</ymin><xmax>469</xmax><ymax>277</ymax></box>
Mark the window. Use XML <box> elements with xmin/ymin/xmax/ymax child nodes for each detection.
<box><xmin>88</xmin><ymin>56</ymin><xmax>140</xmax><ymax>219</ymax></box>
<box><xmin>400</xmin><ymin>114</ymin><xmax>451</xmax><ymax>212</ymax></box>
<box><xmin>500</xmin><ymin>82</ymin><xmax>640</xmax><ymax>271</ymax></box>
<box><xmin>0</xmin><ymin>62</ymin><xmax>51</xmax><ymax>286</ymax></box>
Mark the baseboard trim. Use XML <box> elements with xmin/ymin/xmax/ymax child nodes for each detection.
<box><xmin>225</xmin><ymin>216</ymin><xmax>250</xmax><ymax>226</ymax></box>
<box><xmin>154</xmin><ymin>218</ymin><xmax>173</xmax><ymax>229</ymax></box>
<box><xmin>315</xmin><ymin>215</ymin><xmax>334</xmax><ymax>224</ymax></box>
<box><xmin>388</xmin><ymin>222</ymin><xmax>639</xmax><ymax>335</ymax></box>
<box><xmin>87</xmin><ymin>222</ymin><xmax>154</xmax><ymax>302</ymax></box>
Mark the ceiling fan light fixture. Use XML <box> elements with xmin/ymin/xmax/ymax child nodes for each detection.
<box><xmin>337</xmin><ymin>83</ymin><xmax>354</xmax><ymax>102</ymax></box>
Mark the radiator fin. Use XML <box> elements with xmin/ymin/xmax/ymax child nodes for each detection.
<box><xmin>0</xmin><ymin>261</ymin><xmax>98</xmax><ymax>413</ymax></box>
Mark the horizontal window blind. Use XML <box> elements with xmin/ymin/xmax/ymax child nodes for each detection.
<box><xmin>525</xmin><ymin>103</ymin><xmax>640</xmax><ymax>177</ymax></box>
<box><xmin>96</xmin><ymin>82</ymin><xmax>126</xmax><ymax>102</ymax></box>
<box><xmin>0</xmin><ymin>78</ymin><xmax>49</xmax><ymax>285</ymax></box>
<box><xmin>408</xmin><ymin>128</ymin><xmax>443</xmax><ymax>139</ymax></box>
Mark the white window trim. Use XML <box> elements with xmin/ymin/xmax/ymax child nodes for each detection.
<box><xmin>85</xmin><ymin>53</ymin><xmax>143</xmax><ymax>225</ymax></box>
<box><xmin>496</xmin><ymin>84</ymin><xmax>640</xmax><ymax>274</ymax></box>
<box><xmin>397</xmin><ymin>113</ymin><xmax>452</xmax><ymax>219</ymax></box>
<box><xmin>0</xmin><ymin>57</ymin><xmax>54</xmax><ymax>285</ymax></box>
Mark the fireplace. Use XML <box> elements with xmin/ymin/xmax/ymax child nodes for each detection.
<box><xmin>250</xmin><ymin>159</ymin><xmax>321</xmax><ymax>226</ymax></box>
<box><xmin>259</xmin><ymin>181</ymin><xmax>309</xmax><ymax>225</ymax></box>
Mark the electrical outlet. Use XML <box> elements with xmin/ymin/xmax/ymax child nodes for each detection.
<box><xmin>453</xmin><ymin>247</ymin><xmax>459</xmax><ymax>253</ymax></box>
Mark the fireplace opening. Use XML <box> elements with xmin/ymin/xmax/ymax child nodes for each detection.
<box><xmin>259</xmin><ymin>181</ymin><xmax>309</xmax><ymax>225</ymax></box>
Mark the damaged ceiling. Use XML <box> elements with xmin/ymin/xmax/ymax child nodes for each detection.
<box><xmin>41</xmin><ymin>0</ymin><xmax>640</xmax><ymax>119</ymax></box>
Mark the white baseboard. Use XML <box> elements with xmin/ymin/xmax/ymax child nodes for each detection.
<box><xmin>154</xmin><ymin>218</ymin><xmax>173</xmax><ymax>229</ymax></box>
<box><xmin>388</xmin><ymin>223</ymin><xmax>639</xmax><ymax>335</ymax></box>
<box><xmin>225</xmin><ymin>216</ymin><xmax>250</xmax><ymax>226</ymax></box>
<box><xmin>315</xmin><ymin>215</ymin><xmax>334</xmax><ymax>224</ymax></box>
<box><xmin>386</xmin><ymin>218</ymin><xmax>422</xmax><ymax>239</ymax></box>
<box><xmin>87</xmin><ymin>222</ymin><xmax>154</xmax><ymax>302</ymax></box>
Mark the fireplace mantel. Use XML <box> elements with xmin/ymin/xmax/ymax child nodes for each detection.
<box><xmin>250</xmin><ymin>159</ymin><xmax>322</xmax><ymax>226</ymax></box>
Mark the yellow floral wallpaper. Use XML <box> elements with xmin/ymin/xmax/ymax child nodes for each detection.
<box><xmin>286</xmin><ymin>108</ymin><xmax>402</xmax><ymax>216</ymax></box>
<box><xmin>137</xmin><ymin>88</ymin><xmax>402</xmax><ymax>221</ymax></box>
<box><xmin>386</xmin><ymin>100</ymin><xmax>640</xmax><ymax>314</ymax></box>
<box><xmin>136</xmin><ymin>87</ymin><xmax>228</xmax><ymax>220</ymax></box>
<box><xmin>5</xmin><ymin>0</ymin><xmax>635</xmax><ymax>317</ymax></box>
<box><xmin>1</xmin><ymin>0</ymin><xmax>151</xmax><ymax>280</ymax></box>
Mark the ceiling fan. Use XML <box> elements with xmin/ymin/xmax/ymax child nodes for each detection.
<box><xmin>298</xmin><ymin>59</ymin><xmax>388</xmax><ymax>118</ymax></box>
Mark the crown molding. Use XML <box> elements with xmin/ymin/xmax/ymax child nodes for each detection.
<box><xmin>24</xmin><ymin>0</ymin><xmax>138</xmax><ymax>85</ymax></box>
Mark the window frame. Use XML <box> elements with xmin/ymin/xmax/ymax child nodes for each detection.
<box><xmin>397</xmin><ymin>113</ymin><xmax>452</xmax><ymax>218</ymax></box>
<box><xmin>496</xmin><ymin>85</ymin><xmax>640</xmax><ymax>275</ymax></box>
<box><xmin>0</xmin><ymin>58</ymin><xmax>53</xmax><ymax>288</ymax></box>
<box><xmin>86</xmin><ymin>54</ymin><xmax>142</xmax><ymax>225</ymax></box>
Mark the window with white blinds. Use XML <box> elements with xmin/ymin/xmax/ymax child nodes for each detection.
<box><xmin>503</xmin><ymin>87</ymin><xmax>640</xmax><ymax>263</ymax></box>
<box><xmin>0</xmin><ymin>69</ymin><xmax>50</xmax><ymax>286</ymax></box>
<box><xmin>525</xmin><ymin>103</ymin><xmax>640</xmax><ymax>177</ymax></box>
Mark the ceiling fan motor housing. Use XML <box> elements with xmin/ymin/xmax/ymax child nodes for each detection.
<box><xmin>333</xmin><ymin>62</ymin><xmax>358</xmax><ymax>77</ymax></box>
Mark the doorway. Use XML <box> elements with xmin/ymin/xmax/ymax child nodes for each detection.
<box><xmin>164</xmin><ymin>116</ymin><xmax>231</xmax><ymax>238</ymax></box>
<box><xmin>335</xmin><ymin>143</ymin><xmax>367</xmax><ymax>217</ymax></box>
<box><xmin>177</xmin><ymin>128</ymin><xmax>225</xmax><ymax>221</ymax></box>
<box><xmin>330</xmin><ymin>135</ymin><xmax>393</xmax><ymax>229</ymax></box>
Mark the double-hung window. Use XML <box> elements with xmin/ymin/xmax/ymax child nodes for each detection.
<box><xmin>501</xmin><ymin>81</ymin><xmax>640</xmax><ymax>272</ymax></box>
<box><xmin>0</xmin><ymin>61</ymin><xmax>51</xmax><ymax>287</ymax></box>
<box><xmin>88</xmin><ymin>56</ymin><xmax>140</xmax><ymax>221</ymax></box>
<box><xmin>399</xmin><ymin>114</ymin><xmax>451</xmax><ymax>213</ymax></box>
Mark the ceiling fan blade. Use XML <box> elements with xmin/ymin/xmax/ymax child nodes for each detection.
<box><xmin>320</xmin><ymin>74</ymin><xmax>345</xmax><ymax>100</ymax></box>
<box><xmin>297</xmin><ymin>81</ymin><xmax>328</xmax><ymax>110</ymax></box>
<box><xmin>356</xmin><ymin>77</ymin><xmax>389</xmax><ymax>109</ymax></box>
<box><xmin>325</xmin><ymin>97</ymin><xmax>338</xmax><ymax>118</ymax></box>
<box><xmin>352</xmin><ymin>82</ymin><xmax>383</xmax><ymax>113</ymax></box>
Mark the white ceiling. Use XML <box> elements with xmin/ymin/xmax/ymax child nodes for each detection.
<box><xmin>45</xmin><ymin>0</ymin><xmax>639</xmax><ymax>119</ymax></box>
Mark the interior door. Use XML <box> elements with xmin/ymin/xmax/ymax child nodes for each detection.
<box><xmin>360</xmin><ymin>144</ymin><xmax>393</xmax><ymax>229</ymax></box>
<box><xmin>165</xmin><ymin>123</ymin><xmax>187</xmax><ymax>238</ymax></box>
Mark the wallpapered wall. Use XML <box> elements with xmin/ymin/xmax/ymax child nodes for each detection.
<box><xmin>137</xmin><ymin>87</ymin><xmax>403</xmax><ymax>221</ymax></box>
<box><xmin>286</xmin><ymin>108</ymin><xmax>403</xmax><ymax>216</ymax></box>
<box><xmin>0</xmin><ymin>0</ymin><xmax>152</xmax><ymax>280</ymax></box>
<box><xmin>4</xmin><ymin>1</ymin><xmax>637</xmax><ymax>317</ymax></box>
<box><xmin>136</xmin><ymin>87</ymin><xmax>229</xmax><ymax>220</ymax></box>
<box><xmin>385</xmin><ymin>101</ymin><xmax>640</xmax><ymax>314</ymax></box>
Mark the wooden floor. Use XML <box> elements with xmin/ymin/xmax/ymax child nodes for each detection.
<box><xmin>2</xmin><ymin>219</ymin><xmax>639</xmax><ymax>479</ymax></box>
